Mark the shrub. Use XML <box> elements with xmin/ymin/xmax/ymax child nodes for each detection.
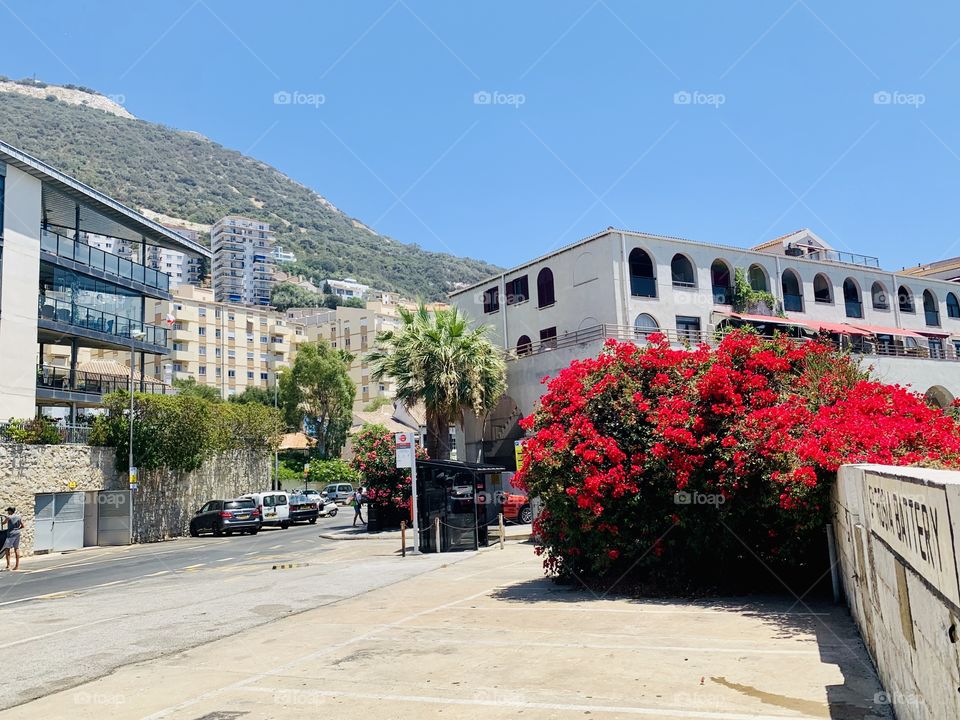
<box><xmin>350</xmin><ymin>424</ymin><xmax>427</xmax><ymax>514</ymax></box>
<box><xmin>516</xmin><ymin>330</ymin><xmax>960</xmax><ymax>592</ymax></box>
<box><xmin>1</xmin><ymin>417</ymin><xmax>63</xmax><ymax>445</ymax></box>
<box><xmin>306</xmin><ymin>458</ymin><xmax>358</xmax><ymax>488</ymax></box>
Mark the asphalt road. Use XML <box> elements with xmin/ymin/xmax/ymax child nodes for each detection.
<box><xmin>0</xmin><ymin>512</ymin><xmax>462</xmax><ymax>711</ymax></box>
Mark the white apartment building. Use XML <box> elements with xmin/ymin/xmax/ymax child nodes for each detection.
<box><xmin>145</xmin><ymin>285</ymin><xmax>305</xmax><ymax>398</ymax></box>
<box><xmin>211</xmin><ymin>215</ymin><xmax>275</xmax><ymax>306</ymax></box>
<box><xmin>325</xmin><ymin>277</ymin><xmax>369</xmax><ymax>299</ymax></box>
<box><xmin>288</xmin><ymin>302</ymin><xmax>400</xmax><ymax>408</ymax></box>
<box><xmin>450</xmin><ymin>227</ymin><xmax>960</xmax><ymax>468</ymax></box>
<box><xmin>271</xmin><ymin>245</ymin><xmax>296</xmax><ymax>264</ymax></box>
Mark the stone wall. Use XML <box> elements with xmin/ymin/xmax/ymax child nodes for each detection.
<box><xmin>0</xmin><ymin>444</ymin><xmax>116</xmax><ymax>555</ymax></box>
<box><xmin>130</xmin><ymin>450</ymin><xmax>271</xmax><ymax>542</ymax></box>
<box><xmin>834</xmin><ymin>464</ymin><xmax>960</xmax><ymax>719</ymax></box>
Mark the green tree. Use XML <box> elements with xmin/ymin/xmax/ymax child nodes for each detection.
<box><xmin>368</xmin><ymin>304</ymin><xmax>506</xmax><ymax>459</ymax></box>
<box><xmin>229</xmin><ymin>385</ymin><xmax>275</xmax><ymax>407</ymax></box>
<box><xmin>172</xmin><ymin>376</ymin><xmax>221</xmax><ymax>402</ymax></box>
<box><xmin>279</xmin><ymin>341</ymin><xmax>355</xmax><ymax>458</ymax></box>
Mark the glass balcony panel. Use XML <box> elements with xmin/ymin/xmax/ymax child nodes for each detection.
<box><xmin>783</xmin><ymin>294</ymin><xmax>804</xmax><ymax>312</ymax></box>
<box><xmin>41</xmin><ymin>231</ymin><xmax>58</xmax><ymax>253</ymax></box>
<box><xmin>74</xmin><ymin>243</ymin><xmax>90</xmax><ymax>266</ymax></box>
<box><xmin>926</xmin><ymin>310</ymin><xmax>941</xmax><ymax>327</ymax></box>
<box><xmin>845</xmin><ymin>301</ymin><xmax>863</xmax><ymax>319</ymax></box>
<box><xmin>712</xmin><ymin>285</ymin><xmax>732</xmax><ymax>305</ymax></box>
<box><xmin>59</xmin><ymin>237</ymin><xmax>76</xmax><ymax>261</ymax></box>
<box><xmin>630</xmin><ymin>276</ymin><xmax>657</xmax><ymax>298</ymax></box>
<box><xmin>105</xmin><ymin>253</ymin><xmax>120</xmax><ymax>276</ymax></box>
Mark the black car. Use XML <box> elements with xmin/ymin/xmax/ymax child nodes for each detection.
<box><xmin>288</xmin><ymin>494</ymin><xmax>320</xmax><ymax>524</ymax></box>
<box><xmin>189</xmin><ymin>498</ymin><xmax>261</xmax><ymax>537</ymax></box>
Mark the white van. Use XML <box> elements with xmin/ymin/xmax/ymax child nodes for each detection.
<box><xmin>242</xmin><ymin>491</ymin><xmax>291</xmax><ymax>529</ymax></box>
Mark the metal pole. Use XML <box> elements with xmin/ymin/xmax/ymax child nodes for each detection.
<box><xmin>499</xmin><ymin>512</ymin><xmax>504</xmax><ymax>550</ymax></box>
<box><xmin>401</xmin><ymin>520</ymin><xmax>406</xmax><ymax>558</ymax></box>
<box><xmin>128</xmin><ymin>338</ymin><xmax>135</xmax><ymax>476</ymax></box>
<box><xmin>410</xmin><ymin>434</ymin><xmax>421</xmax><ymax>554</ymax></box>
<box><xmin>273</xmin><ymin>379</ymin><xmax>279</xmax><ymax>491</ymax></box>
<box><xmin>434</xmin><ymin>516</ymin><xmax>441</xmax><ymax>554</ymax></box>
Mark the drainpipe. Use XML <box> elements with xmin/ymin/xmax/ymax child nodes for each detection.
<box><xmin>890</xmin><ymin>272</ymin><xmax>902</xmax><ymax>329</ymax></box>
<box><xmin>773</xmin><ymin>256</ymin><xmax>783</xmax><ymax>311</ymax></box>
<box><xmin>499</xmin><ymin>272</ymin><xmax>508</xmax><ymax>350</ymax></box>
<box><xmin>619</xmin><ymin>232</ymin><xmax>630</xmax><ymax>330</ymax></box>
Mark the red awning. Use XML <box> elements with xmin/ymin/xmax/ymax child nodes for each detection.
<box><xmin>917</xmin><ymin>329</ymin><xmax>952</xmax><ymax>338</ymax></box>
<box><xmin>846</xmin><ymin>323</ymin><xmax>926</xmax><ymax>339</ymax></box>
<box><xmin>725</xmin><ymin>312</ymin><xmax>806</xmax><ymax>326</ymax></box>
<box><xmin>803</xmin><ymin>321</ymin><xmax>871</xmax><ymax>337</ymax></box>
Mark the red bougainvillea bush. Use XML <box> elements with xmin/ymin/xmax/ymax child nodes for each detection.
<box><xmin>351</xmin><ymin>423</ymin><xmax>428</xmax><ymax>515</ymax></box>
<box><xmin>515</xmin><ymin>330</ymin><xmax>960</xmax><ymax>591</ymax></box>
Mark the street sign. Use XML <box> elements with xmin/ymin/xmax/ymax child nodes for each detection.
<box><xmin>129</xmin><ymin>466</ymin><xmax>139</xmax><ymax>490</ymax></box>
<box><xmin>514</xmin><ymin>439</ymin><xmax>525</xmax><ymax>470</ymax></box>
<box><xmin>395</xmin><ymin>433</ymin><xmax>413</xmax><ymax>468</ymax></box>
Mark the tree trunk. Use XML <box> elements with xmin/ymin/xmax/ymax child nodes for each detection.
<box><xmin>426</xmin><ymin>412</ymin><xmax>451</xmax><ymax>460</ymax></box>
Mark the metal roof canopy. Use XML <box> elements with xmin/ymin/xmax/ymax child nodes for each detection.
<box><xmin>417</xmin><ymin>459</ymin><xmax>505</xmax><ymax>474</ymax></box>
<box><xmin>0</xmin><ymin>140</ymin><xmax>210</xmax><ymax>258</ymax></box>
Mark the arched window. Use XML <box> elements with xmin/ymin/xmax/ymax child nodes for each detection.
<box><xmin>536</xmin><ymin>268</ymin><xmax>555</xmax><ymax>308</ymax></box>
<box><xmin>923</xmin><ymin>289</ymin><xmax>940</xmax><ymax>326</ymax></box>
<box><xmin>948</xmin><ymin>292</ymin><xmax>960</xmax><ymax>319</ymax></box>
<box><xmin>634</xmin><ymin>313</ymin><xmax>659</xmax><ymax>340</ymax></box>
<box><xmin>516</xmin><ymin>335</ymin><xmax>532</xmax><ymax>356</ymax></box>
<box><xmin>629</xmin><ymin>248</ymin><xmax>656</xmax><ymax>297</ymax></box>
<box><xmin>871</xmin><ymin>281</ymin><xmax>889</xmax><ymax>310</ymax></box>
<box><xmin>710</xmin><ymin>260</ymin><xmax>732</xmax><ymax>304</ymax></box>
<box><xmin>781</xmin><ymin>270</ymin><xmax>803</xmax><ymax>312</ymax></box>
<box><xmin>670</xmin><ymin>254</ymin><xmax>696</xmax><ymax>287</ymax></box>
<box><xmin>843</xmin><ymin>278</ymin><xmax>862</xmax><ymax>318</ymax></box>
<box><xmin>898</xmin><ymin>285</ymin><xmax>914</xmax><ymax>313</ymax></box>
<box><xmin>813</xmin><ymin>274</ymin><xmax>832</xmax><ymax>303</ymax></box>
<box><xmin>748</xmin><ymin>264</ymin><xmax>769</xmax><ymax>293</ymax></box>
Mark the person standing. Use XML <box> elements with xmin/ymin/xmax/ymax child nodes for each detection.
<box><xmin>3</xmin><ymin>507</ymin><xmax>23</xmax><ymax>571</ymax></box>
<box><xmin>352</xmin><ymin>487</ymin><xmax>366</xmax><ymax>527</ymax></box>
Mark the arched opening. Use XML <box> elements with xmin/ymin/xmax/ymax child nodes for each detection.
<box><xmin>748</xmin><ymin>264</ymin><xmax>769</xmax><ymax>293</ymax></box>
<box><xmin>536</xmin><ymin>267</ymin><xmax>555</xmax><ymax>308</ymax></box>
<box><xmin>923</xmin><ymin>289</ymin><xmax>940</xmax><ymax>326</ymax></box>
<box><xmin>516</xmin><ymin>335</ymin><xmax>532</xmax><ymax>356</ymax></box>
<box><xmin>578</xmin><ymin>316</ymin><xmax>599</xmax><ymax>331</ymax></box>
<box><xmin>634</xmin><ymin>313</ymin><xmax>659</xmax><ymax>341</ymax></box>
<box><xmin>670</xmin><ymin>254</ymin><xmax>696</xmax><ymax>288</ymax></box>
<box><xmin>629</xmin><ymin>248</ymin><xmax>656</xmax><ymax>297</ymax></box>
<box><xmin>781</xmin><ymin>270</ymin><xmax>803</xmax><ymax>312</ymax></box>
<box><xmin>813</xmin><ymin>274</ymin><xmax>832</xmax><ymax>304</ymax></box>
<box><xmin>710</xmin><ymin>260</ymin><xmax>732</xmax><ymax>304</ymax></box>
<box><xmin>871</xmin><ymin>281</ymin><xmax>889</xmax><ymax>310</ymax></box>
<box><xmin>925</xmin><ymin>385</ymin><xmax>955</xmax><ymax>409</ymax></box>
<box><xmin>948</xmin><ymin>292</ymin><xmax>960</xmax><ymax>319</ymax></box>
<box><xmin>898</xmin><ymin>285</ymin><xmax>914</xmax><ymax>313</ymax></box>
<box><xmin>843</xmin><ymin>278</ymin><xmax>862</xmax><ymax>318</ymax></box>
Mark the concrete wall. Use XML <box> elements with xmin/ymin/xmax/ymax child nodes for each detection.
<box><xmin>834</xmin><ymin>464</ymin><xmax>960</xmax><ymax>719</ymax></box>
<box><xmin>0</xmin><ymin>444</ymin><xmax>116</xmax><ymax>555</ymax></box>
<box><xmin>0</xmin><ymin>164</ymin><xmax>42</xmax><ymax>420</ymax></box>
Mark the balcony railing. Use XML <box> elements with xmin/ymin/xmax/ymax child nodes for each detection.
<box><xmin>37</xmin><ymin>364</ymin><xmax>170</xmax><ymax>397</ymax></box>
<box><xmin>39</xmin><ymin>296</ymin><xmax>168</xmax><ymax>347</ymax></box>
<box><xmin>712</xmin><ymin>285</ymin><xmax>733</xmax><ymax>305</ymax></box>
<box><xmin>805</xmin><ymin>249</ymin><xmax>881</xmax><ymax>268</ymax></box>
<box><xmin>0</xmin><ymin>421</ymin><xmax>93</xmax><ymax>445</ymax></box>
<box><xmin>41</xmin><ymin>229</ymin><xmax>170</xmax><ymax>293</ymax></box>
<box><xmin>630</xmin><ymin>276</ymin><xmax>657</xmax><ymax>298</ymax></box>
<box><xmin>845</xmin><ymin>300</ymin><xmax>864</xmax><ymax>319</ymax></box>
<box><xmin>783</xmin><ymin>294</ymin><xmax>804</xmax><ymax>312</ymax></box>
<box><xmin>925</xmin><ymin>310</ymin><xmax>941</xmax><ymax>327</ymax></box>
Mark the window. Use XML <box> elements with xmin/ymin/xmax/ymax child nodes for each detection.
<box><xmin>923</xmin><ymin>289</ymin><xmax>940</xmax><ymax>327</ymax></box>
<box><xmin>215</xmin><ymin>348</ymin><xmax>221</xmax><ymax>358</ymax></box>
<box><xmin>948</xmin><ymin>292</ymin><xmax>960</xmax><ymax>319</ymax></box>
<box><xmin>871</xmin><ymin>282</ymin><xmax>889</xmax><ymax>310</ymax></box>
<box><xmin>711</xmin><ymin>260</ymin><xmax>732</xmax><ymax>304</ymax></box>
<box><xmin>505</xmin><ymin>275</ymin><xmax>529</xmax><ymax>305</ymax></box>
<box><xmin>198</xmin><ymin>327</ymin><xmax>206</xmax><ymax>336</ymax></box>
<box><xmin>199</xmin><ymin>346</ymin><xmax>206</xmax><ymax>356</ymax></box>
<box><xmin>247</xmin><ymin>351</ymin><xmax>254</xmax><ymax>360</ymax></box>
<box><xmin>634</xmin><ymin>313</ymin><xmax>659</xmax><ymax>340</ymax></box>
<box><xmin>173</xmin><ymin>322</ymin><xmax>183</xmax><ymax>330</ymax></box>
<box><xmin>247</xmin><ymin>371</ymin><xmax>254</xmax><ymax>379</ymax></box>
<box><xmin>670</xmin><ymin>254</ymin><xmax>696</xmax><ymax>287</ymax></box>
<box><xmin>228</xmin><ymin>370</ymin><xmax>236</xmax><ymax>378</ymax></box>
<box><xmin>260</xmin><ymin>372</ymin><xmax>269</xmax><ymax>380</ymax></box>
<box><xmin>843</xmin><ymin>278</ymin><xmax>862</xmax><ymax>318</ymax></box>
<box><xmin>516</xmin><ymin>334</ymin><xmax>533</xmax><ymax>356</ymax></box>
<box><xmin>227</xmin><ymin>331</ymin><xmax>236</xmax><ymax>340</ymax></box>
<box><xmin>781</xmin><ymin>270</ymin><xmax>803</xmax><ymax>312</ymax></box>
<box><xmin>898</xmin><ymin>285</ymin><xmax>914</xmax><ymax>313</ymax></box>
<box><xmin>537</xmin><ymin>268</ymin><xmax>555</xmax><ymax>308</ymax></box>
<box><xmin>215</xmin><ymin>309</ymin><xmax>221</xmax><ymax>319</ymax></box>
<box><xmin>260</xmin><ymin>335</ymin><xmax>268</xmax><ymax>343</ymax></box>
<box><xmin>483</xmin><ymin>286</ymin><xmax>500</xmax><ymax>314</ymax></box>
<box><xmin>813</xmin><ymin>274</ymin><xmax>832</xmax><ymax>303</ymax></box>
<box><xmin>246</xmin><ymin>333</ymin><xmax>254</xmax><ymax>342</ymax></box>
<box><xmin>228</xmin><ymin>313</ymin><xmax>235</xmax><ymax>321</ymax></box>
<box><xmin>172</xmin><ymin>342</ymin><xmax>185</xmax><ymax>352</ymax></box>
<box><xmin>198</xmin><ymin>366</ymin><xmax>206</xmax><ymax>376</ymax></box>
<box><xmin>228</xmin><ymin>349</ymin><xmax>236</xmax><ymax>358</ymax></box>
<box><xmin>747</xmin><ymin>264</ymin><xmax>768</xmax><ymax>293</ymax></box>
<box><xmin>676</xmin><ymin>315</ymin><xmax>702</xmax><ymax>342</ymax></box>
<box><xmin>173</xmin><ymin>363</ymin><xmax>183</xmax><ymax>372</ymax></box>
<box><xmin>628</xmin><ymin>248</ymin><xmax>656</xmax><ymax>297</ymax></box>
<box><xmin>215</xmin><ymin>367</ymin><xmax>222</xmax><ymax>376</ymax></box>
<box><xmin>539</xmin><ymin>326</ymin><xmax>557</xmax><ymax>350</ymax></box>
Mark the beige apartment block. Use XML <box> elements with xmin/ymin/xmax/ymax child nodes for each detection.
<box><xmin>144</xmin><ymin>285</ymin><xmax>305</xmax><ymax>399</ymax></box>
<box><xmin>210</xmin><ymin>215</ymin><xmax>275</xmax><ymax>307</ymax></box>
<box><xmin>288</xmin><ymin>302</ymin><xmax>400</xmax><ymax>408</ymax></box>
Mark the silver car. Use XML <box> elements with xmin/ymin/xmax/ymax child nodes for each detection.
<box><xmin>322</xmin><ymin>483</ymin><xmax>354</xmax><ymax>503</ymax></box>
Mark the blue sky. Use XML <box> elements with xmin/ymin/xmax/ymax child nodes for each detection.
<box><xmin>4</xmin><ymin>1</ymin><xmax>960</xmax><ymax>270</ymax></box>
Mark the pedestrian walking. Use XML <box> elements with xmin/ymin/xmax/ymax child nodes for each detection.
<box><xmin>352</xmin><ymin>487</ymin><xmax>366</xmax><ymax>527</ymax></box>
<box><xmin>3</xmin><ymin>507</ymin><xmax>23</xmax><ymax>571</ymax></box>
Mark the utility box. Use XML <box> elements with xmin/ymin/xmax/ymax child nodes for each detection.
<box><xmin>415</xmin><ymin>460</ymin><xmax>504</xmax><ymax>552</ymax></box>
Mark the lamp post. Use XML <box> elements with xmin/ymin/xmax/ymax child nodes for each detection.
<box><xmin>273</xmin><ymin>378</ymin><xmax>280</xmax><ymax>491</ymax></box>
<box><xmin>128</xmin><ymin>327</ymin><xmax>146</xmax><ymax>485</ymax></box>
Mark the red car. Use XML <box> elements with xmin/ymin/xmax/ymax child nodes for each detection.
<box><xmin>501</xmin><ymin>492</ymin><xmax>532</xmax><ymax>525</ymax></box>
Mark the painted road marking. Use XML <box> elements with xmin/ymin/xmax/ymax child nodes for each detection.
<box><xmin>0</xmin><ymin>616</ymin><xmax>123</xmax><ymax>649</ymax></box>
<box><xmin>216</xmin><ymin>557</ymin><xmax>234</xmax><ymax>562</ymax></box>
<box><xmin>182</xmin><ymin>564</ymin><xmax>206</xmax><ymax>571</ymax></box>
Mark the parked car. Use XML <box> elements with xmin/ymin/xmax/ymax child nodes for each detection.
<box><xmin>321</xmin><ymin>483</ymin><xmax>355</xmax><ymax>504</ymax></box>
<box><xmin>241</xmin><ymin>491</ymin><xmax>291</xmax><ymax>529</ymax></box>
<box><xmin>301</xmin><ymin>488</ymin><xmax>323</xmax><ymax>501</ymax></box>
<box><xmin>501</xmin><ymin>492</ymin><xmax>533</xmax><ymax>525</ymax></box>
<box><xmin>288</xmin><ymin>494</ymin><xmax>319</xmax><ymax>524</ymax></box>
<box><xmin>189</xmin><ymin>498</ymin><xmax>260</xmax><ymax>537</ymax></box>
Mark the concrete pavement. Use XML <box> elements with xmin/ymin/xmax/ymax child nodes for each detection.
<box><xmin>8</xmin><ymin>540</ymin><xmax>891</xmax><ymax>719</ymax></box>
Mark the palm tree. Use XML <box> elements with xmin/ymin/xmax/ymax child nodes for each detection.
<box><xmin>369</xmin><ymin>304</ymin><xmax>506</xmax><ymax>460</ymax></box>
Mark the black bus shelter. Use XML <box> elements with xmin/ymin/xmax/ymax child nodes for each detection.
<box><xmin>415</xmin><ymin>460</ymin><xmax>505</xmax><ymax>552</ymax></box>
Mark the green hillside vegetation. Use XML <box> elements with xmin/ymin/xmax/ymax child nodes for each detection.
<box><xmin>0</xmin><ymin>86</ymin><xmax>500</xmax><ymax>299</ymax></box>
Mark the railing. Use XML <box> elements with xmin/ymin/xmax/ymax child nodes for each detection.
<box><xmin>38</xmin><ymin>296</ymin><xmax>168</xmax><ymax>347</ymax></box>
<box><xmin>0</xmin><ymin>421</ymin><xmax>93</xmax><ymax>445</ymax></box>
<box><xmin>805</xmin><ymin>249</ymin><xmax>881</xmax><ymax>268</ymax></box>
<box><xmin>41</xmin><ymin>229</ymin><xmax>169</xmax><ymax>293</ymax></box>
<box><xmin>630</xmin><ymin>276</ymin><xmax>657</xmax><ymax>298</ymax></box>
<box><xmin>37</xmin><ymin>364</ymin><xmax>170</xmax><ymax>397</ymax></box>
